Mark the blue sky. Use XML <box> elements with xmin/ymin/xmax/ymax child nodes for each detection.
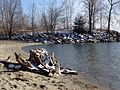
<box><xmin>21</xmin><ymin>0</ymin><xmax>61</xmax><ymax>9</ymax></box>
<box><xmin>21</xmin><ymin>0</ymin><xmax>39</xmax><ymax>11</ymax></box>
<box><xmin>21</xmin><ymin>0</ymin><xmax>80</xmax><ymax>15</ymax></box>
<box><xmin>21</xmin><ymin>0</ymin><xmax>120</xmax><ymax>32</ymax></box>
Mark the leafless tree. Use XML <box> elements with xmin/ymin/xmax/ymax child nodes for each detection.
<box><xmin>0</xmin><ymin>0</ymin><xmax>23</xmax><ymax>39</ymax></box>
<box><xmin>40</xmin><ymin>0</ymin><xmax>66</xmax><ymax>33</ymax></box>
<box><xmin>92</xmin><ymin>0</ymin><xmax>105</xmax><ymax>30</ymax></box>
<box><xmin>48</xmin><ymin>0</ymin><xmax>59</xmax><ymax>33</ymax></box>
<box><xmin>62</xmin><ymin>0</ymin><xmax>75</xmax><ymax>29</ymax></box>
<box><xmin>27</xmin><ymin>3</ymin><xmax>37</xmax><ymax>34</ymax></box>
<box><xmin>81</xmin><ymin>0</ymin><xmax>101</xmax><ymax>34</ymax></box>
<box><xmin>40</xmin><ymin>12</ymin><xmax>49</xmax><ymax>33</ymax></box>
<box><xmin>106</xmin><ymin>0</ymin><xmax>120</xmax><ymax>32</ymax></box>
<box><xmin>20</xmin><ymin>13</ymin><xmax>30</xmax><ymax>30</ymax></box>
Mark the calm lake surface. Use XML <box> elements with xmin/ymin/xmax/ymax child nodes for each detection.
<box><xmin>22</xmin><ymin>43</ymin><xmax>120</xmax><ymax>90</ymax></box>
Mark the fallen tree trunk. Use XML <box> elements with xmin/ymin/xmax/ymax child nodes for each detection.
<box><xmin>14</xmin><ymin>48</ymin><xmax>77</xmax><ymax>77</ymax></box>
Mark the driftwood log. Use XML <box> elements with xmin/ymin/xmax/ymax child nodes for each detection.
<box><xmin>14</xmin><ymin>48</ymin><xmax>61</xmax><ymax>76</ymax></box>
<box><xmin>14</xmin><ymin>48</ymin><xmax>77</xmax><ymax>77</ymax></box>
<box><xmin>14</xmin><ymin>52</ymin><xmax>32</xmax><ymax>68</ymax></box>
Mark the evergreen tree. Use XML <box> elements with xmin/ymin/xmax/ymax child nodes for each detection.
<box><xmin>73</xmin><ymin>15</ymin><xmax>86</xmax><ymax>34</ymax></box>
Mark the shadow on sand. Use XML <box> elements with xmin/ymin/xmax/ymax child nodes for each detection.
<box><xmin>0</xmin><ymin>60</ymin><xmax>49</xmax><ymax>76</ymax></box>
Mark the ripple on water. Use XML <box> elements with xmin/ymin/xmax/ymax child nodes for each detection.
<box><xmin>22</xmin><ymin>42</ymin><xmax>120</xmax><ymax>90</ymax></box>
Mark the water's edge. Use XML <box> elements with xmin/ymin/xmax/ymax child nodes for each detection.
<box><xmin>22</xmin><ymin>43</ymin><xmax>120</xmax><ymax>90</ymax></box>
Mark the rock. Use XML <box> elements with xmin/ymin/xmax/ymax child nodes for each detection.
<box><xmin>0</xmin><ymin>31</ymin><xmax>119</xmax><ymax>44</ymax></box>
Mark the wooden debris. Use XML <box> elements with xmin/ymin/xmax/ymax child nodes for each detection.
<box><xmin>14</xmin><ymin>48</ymin><xmax>77</xmax><ymax>77</ymax></box>
<box><xmin>14</xmin><ymin>52</ymin><xmax>33</xmax><ymax>69</ymax></box>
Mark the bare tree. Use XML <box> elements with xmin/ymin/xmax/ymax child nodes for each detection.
<box><xmin>40</xmin><ymin>0</ymin><xmax>66</xmax><ymax>33</ymax></box>
<box><xmin>27</xmin><ymin>3</ymin><xmax>37</xmax><ymax>34</ymax></box>
<box><xmin>92</xmin><ymin>0</ymin><xmax>105</xmax><ymax>30</ymax></box>
<box><xmin>82</xmin><ymin>0</ymin><xmax>94</xmax><ymax>34</ymax></box>
<box><xmin>0</xmin><ymin>0</ymin><xmax>23</xmax><ymax>39</ymax></box>
<box><xmin>81</xmin><ymin>0</ymin><xmax>101</xmax><ymax>34</ymax></box>
<box><xmin>20</xmin><ymin>13</ymin><xmax>30</xmax><ymax>30</ymax></box>
<box><xmin>41</xmin><ymin>12</ymin><xmax>49</xmax><ymax>33</ymax></box>
<box><xmin>63</xmin><ymin>0</ymin><xmax>75</xmax><ymax>29</ymax></box>
<box><xmin>107</xmin><ymin>0</ymin><xmax>120</xmax><ymax>32</ymax></box>
<box><xmin>88</xmin><ymin>1</ymin><xmax>92</xmax><ymax>34</ymax></box>
<box><xmin>99</xmin><ymin>0</ymin><xmax>104</xmax><ymax>30</ymax></box>
<box><xmin>48</xmin><ymin>0</ymin><xmax>59</xmax><ymax>33</ymax></box>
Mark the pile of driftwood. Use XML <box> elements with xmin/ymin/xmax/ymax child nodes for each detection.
<box><xmin>13</xmin><ymin>48</ymin><xmax>77</xmax><ymax>77</ymax></box>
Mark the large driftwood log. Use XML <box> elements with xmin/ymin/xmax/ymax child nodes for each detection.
<box><xmin>14</xmin><ymin>48</ymin><xmax>61</xmax><ymax>76</ymax></box>
<box><xmin>29</xmin><ymin>49</ymin><xmax>61</xmax><ymax>76</ymax></box>
<box><xmin>14</xmin><ymin>48</ymin><xmax>77</xmax><ymax>76</ymax></box>
<box><xmin>14</xmin><ymin>52</ymin><xmax>33</xmax><ymax>69</ymax></box>
<box><xmin>28</xmin><ymin>49</ymin><xmax>49</xmax><ymax>69</ymax></box>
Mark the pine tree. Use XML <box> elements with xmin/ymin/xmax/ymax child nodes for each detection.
<box><xmin>73</xmin><ymin>15</ymin><xmax>86</xmax><ymax>34</ymax></box>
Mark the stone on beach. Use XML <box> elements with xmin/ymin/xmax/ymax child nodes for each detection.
<box><xmin>0</xmin><ymin>30</ymin><xmax>119</xmax><ymax>44</ymax></box>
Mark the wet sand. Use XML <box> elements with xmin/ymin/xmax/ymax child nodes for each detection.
<box><xmin>0</xmin><ymin>40</ymin><xmax>106</xmax><ymax>90</ymax></box>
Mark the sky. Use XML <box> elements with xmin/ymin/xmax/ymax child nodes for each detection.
<box><xmin>21</xmin><ymin>0</ymin><xmax>80</xmax><ymax>15</ymax></box>
<box><xmin>21</xmin><ymin>0</ymin><xmax>120</xmax><ymax>32</ymax></box>
<box><xmin>21</xmin><ymin>0</ymin><xmax>81</xmax><ymax>27</ymax></box>
<box><xmin>21</xmin><ymin>0</ymin><xmax>39</xmax><ymax>12</ymax></box>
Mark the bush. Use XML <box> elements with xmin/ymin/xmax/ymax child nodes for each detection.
<box><xmin>73</xmin><ymin>15</ymin><xmax>86</xmax><ymax>34</ymax></box>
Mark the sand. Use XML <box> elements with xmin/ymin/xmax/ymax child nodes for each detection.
<box><xmin>0</xmin><ymin>40</ymin><xmax>105</xmax><ymax>90</ymax></box>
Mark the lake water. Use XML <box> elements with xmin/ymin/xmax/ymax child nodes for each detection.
<box><xmin>22</xmin><ymin>43</ymin><xmax>120</xmax><ymax>90</ymax></box>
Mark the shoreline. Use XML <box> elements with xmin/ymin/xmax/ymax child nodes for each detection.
<box><xmin>0</xmin><ymin>30</ymin><xmax>119</xmax><ymax>44</ymax></box>
<box><xmin>0</xmin><ymin>40</ymin><xmax>108</xmax><ymax>90</ymax></box>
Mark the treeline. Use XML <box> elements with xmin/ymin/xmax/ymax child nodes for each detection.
<box><xmin>0</xmin><ymin>0</ymin><xmax>120</xmax><ymax>40</ymax></box>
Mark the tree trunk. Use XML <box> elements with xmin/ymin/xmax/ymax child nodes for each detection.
<box><xmin>88</xmin><ymin>2</ymin><xmax>92</xmax><ymax>34</ymax></box>
<box><xmin>92</xmin><ymin>4</ymin><xmax>95</xmax><ymax>31</ymax></box>
<box><xmin>92</xmin><ymin>13</ymin><xmax>95</xmax><ymax>30</ymax></box>
<box><xmin>108</xmin><ymin>6</ymin><xmax>112</xmax><ymax>33</ymax></box>
<box><xmin>44</xmin><ymin>14</ymin><xmax>49</xmax><ymax>33</ymax></box>
<box><xmin>8</xmin><ymin>20</ymin><xmax>14</xmax><ymax>40</ymax></box>
<box><xmin>100</xmin><ymin>11</ymin><xmax>102</xmax><ymax>30</ymax></box>
<box><xmin>8</xmin><ymin>28</ymin><xmax>12</xmax><ymax>40</ymax></box>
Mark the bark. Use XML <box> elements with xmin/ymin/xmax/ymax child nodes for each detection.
<box><xmin>88</xmin><ymin>2</ymin><xmax>92</xmax><ymax>34</ymax></box>
<box><xmin>14</xmin><ymin>48</ymin><xmax>77</xmax><ymax>76</ymax></box>
<box><xmin>107</xmin><ymin>6</ymin><xmax>112</xmax><ymax>32</ymax></box>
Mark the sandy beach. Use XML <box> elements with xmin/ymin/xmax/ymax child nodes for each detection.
<box><xmin>0</xmin><ymin>41</ymin><xmax>106</xmax><ymax>90</ymax></box>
